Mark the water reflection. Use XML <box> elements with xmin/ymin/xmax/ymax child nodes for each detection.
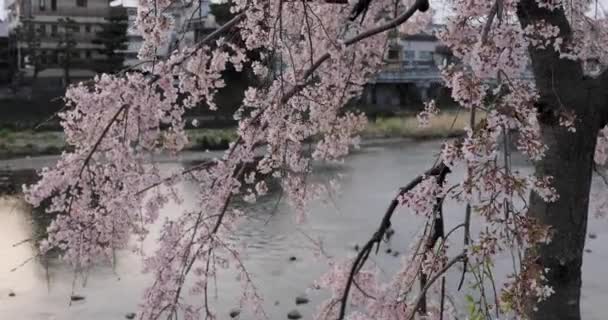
<box><xmin>0</xmin><ymin>198</ymin><xmax>44</xmax><ymax>294</ymax></box>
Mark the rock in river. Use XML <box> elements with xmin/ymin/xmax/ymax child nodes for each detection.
<box><xmin>295</xmin><ymin>294</ymin><xmax>309</xmax><ymax>305</ymax></box>
<box><xmin>229</xmin><ymin>308</ymin><xmax>241</xmax><ymax>318</ymax></box>
<box><xmin>287</xmin><ymin>310</ymin><xmax>302</xmax><ymax>319</ymax></box>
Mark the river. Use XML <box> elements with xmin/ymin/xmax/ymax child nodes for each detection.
<box><xmin>1</xmin><ymin>139</ymin><xmax>607</xmax><ymax>319</ymax></box>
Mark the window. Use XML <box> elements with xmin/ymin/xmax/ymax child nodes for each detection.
<box><xmin>51</xmin><ymin>24</ymin><xmax>58</xmax><ymax>35</ymax></box>
<box><xmin>76</xmin><ymin>0</ymin><xmax>87</xmax><ymax>7</ymax></box>
<box><xmin>38</xmin><ymin>24</ymin><xmax>46</xmax><ymax>35</ymax></box>
<box><xmin>39</xmin><ymin>50</ymin><xmax>46</xmax><ymax>64</ymax></box>
<box><xmin>51</xmin><ymin>0</ymin><xmax>56</xmax><ymax>10</ymax></box>
<box><xmin>387</xmin><ymin>49</ymin><xmax>399</xmax><ymax>61</ymax></box>
<box><xmin>85</xmin><ymin>50</ymin><xmax>92</xmax><ymax>58</ymax></box>
<box><xmin>417</xmin><ymin>51</ymin><xmax>433</xmax><ymax>61</ymax></box>
<box><xmin>85</xmin><ymin>24</ymin><xmax>91</xmax><ymax>33</ymax></box>
<box><xmin>403</xmin><ymin>50</ymin><xmax>415</xmax><ymax>61</ymax></box>
<box><xmin>194</xmin><ymin>0</ymin><xmax>210</xmax><ymax>18</ymax></box>
<box><xmin>39</xmin><ymin>0</ymin><xmax>45</xmax><ymax>10</ymax></box>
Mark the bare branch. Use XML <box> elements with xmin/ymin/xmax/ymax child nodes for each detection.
<box><xmin>337</xmin><ymin>162</ymin><xmax>450</xmax><ymax>319</ymax></box>
<box><xmin>481</xmin><ymin>0</ymin><xmax>500</xmax><ymax>44</ymax></box>
<box><xmin>281</xmin><ymin>0</ymin><xmax>430</xmax><ymax>103</ymax></box>
<box><xmin>408</xmin><ymin>252</ymin><xmax>467</xmax><ymax>320</ymax></box>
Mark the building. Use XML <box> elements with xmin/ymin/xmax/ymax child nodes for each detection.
<box><xmin>363</xmin><ymin>24</ymin><xmax>534</xmax><ymax>109</ymax></box>
<box><xmin>0</xmin><ymin>19</ymin><xmax>11</xmax><ymax>85</ymax></box>
<box><xmin>363</xmin><ymin>25</ymin><xmax>452</xmax><ymax>108</ymax></box>
<box><xmin>4</xmin><ymin>0</ymin><xmax>121</xmax><ymax>72</ymax></box>
<box><xmin>110</xmin><ymin>0</ymin><xmax>217</xmax><ymax>68</ymax></box>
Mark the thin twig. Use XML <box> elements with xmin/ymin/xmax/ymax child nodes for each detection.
<box><xmin>408</xmin><ymin>252</ymin><xmax>466</xmax><ymax>320</ymax></box>
<box><xmin>481</xmin><ymin>0</ymin><xmax>501</xmax><ymax>44</ymax></box>
<box><xmin>338</xmin><ymin>162</ymin><xmax>449</xmax><ymax>319</ymax></box>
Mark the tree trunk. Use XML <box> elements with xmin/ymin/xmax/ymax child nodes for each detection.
<box><xmin>526</xmin><ymin>114</ymin><xmax>598</xmax><ymax>320</ymax></box>
<box><xmin>515</xmin><ymin>2</ymin><xmax>608</xmax><ymax>319</ymax></box>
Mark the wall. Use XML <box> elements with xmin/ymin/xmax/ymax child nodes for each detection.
<box><xmin>9</xmin><ymin>0</ymin><xmax>114</xmax><ymax>69</ymax></box>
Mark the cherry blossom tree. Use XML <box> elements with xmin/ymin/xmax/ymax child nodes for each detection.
<box><xmin>23</xmin><ymin>0</ymin><xmax>608</xmax><ymax>319</ymax></box>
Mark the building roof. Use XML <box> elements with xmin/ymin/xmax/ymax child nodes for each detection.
<box><xmin>402</xmin><ymin>33</ymin><xmax>437</xmax><ymax>41</ymax></box>
<box><xmin>400</xmin><ymin>23</ymin><xmax>445</xmax><ymax>42</ymax></box>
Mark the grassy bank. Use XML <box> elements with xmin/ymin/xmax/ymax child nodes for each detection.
<box><xmin>0</xmin><ymin>128</ymin><xmax>239</xmax><ymax>160</ymax></box>
<box><xmin>0</xmin><ymin>110</ymin><xmax>479</xmax><ymax>160</ymax></box>
<box><xmin>0</xmin><ymin>129</ymin><xmax>65</xmax><ymax>159</ymax></box>
<box><xmin>363</xmin><ymin>109</ymin><xmax>480</xmax><ymax>140</ymax></box>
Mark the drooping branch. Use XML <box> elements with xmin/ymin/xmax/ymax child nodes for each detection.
<box><xmin>481</xmin><ymin>0</ymin><xmax>502</xmax><ymax>44</ymax></box>
<box><xmin>337</xmin><ymin>162</ymin><xmax>450</xmax><ymax>320</ymax></box>
<box><xmin>418</xmin><ymin>166</ymin><xmax>450</xmax><ymax>315</ymax></box>
<box><xmin>280</xmin><ymin>0</ymin><xmax>430</xmax><ymax>103</ymax></box>
<box><xmin>408</xmin><ymin>252</ymin><xmax>467</xmax><ymax>320</ymax></box>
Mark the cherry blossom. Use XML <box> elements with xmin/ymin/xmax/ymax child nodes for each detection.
<box><xmin>22</xmin><ymin>0</ymin><xmax>608</xmax><ymax>319</ymax></box>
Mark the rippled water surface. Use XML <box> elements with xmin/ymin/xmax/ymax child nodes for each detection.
<box><xmin>1</xmin><ymin>140</ymin><xmax>608</xmax><ymax>319</ymax></box>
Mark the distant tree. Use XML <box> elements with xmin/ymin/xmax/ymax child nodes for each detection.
<box><xmin>209</xmin><ymin>1</ymin><xmax>232</xmax><ymax>25</ymax></box>
<box><xmin>57</xmin><ymin>17</ymin><xmax>78</xmax><ymax>88</ymax></box>
<box><xmin>93</xmin><ymin>7</ymin><xmax>129</xmax><ymax>73</ymax></box>
<box><xmin>5</xmin><ymin>32</ymin><xmax>25</xmax><ymax>93</ymax></box>
<box><xmin>17</xmin><ymin>24</ymin><xmax>43</xmax><ymax>80</ymax></box>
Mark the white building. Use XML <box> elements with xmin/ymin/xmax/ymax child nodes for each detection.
<box><xmin>4</xmin><ymin>0</ymin><xmax>117</xmax><ymax>67</ymax></box>
<box><xmin>365</xmin><ymin>23</ymin><xmax>533</xmax><ymax>108</ymax></box>
<box><xmin>3</xmin><ymin>0</ymin><xmax>128</xmax><ymax>90</ymax></box>
<box><xmin>384</xmin><ymin>24</ymin><xmax>447</xmax><ymax>71</ymax></box>
<box><xmin>363</xmin><ymin>24</ymin><xmax>451</xmax><ymax>107</ymax></box>
<box><xmin>110</xmin><ymin>0</ymin><xmax>217</xmax><ymax>68</ymax></box>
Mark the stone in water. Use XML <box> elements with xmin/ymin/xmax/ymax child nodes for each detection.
<box><xmin>229</xmin><ymin>308</ymin><xmax>241</xmax><ymax>318</ymax></box>
<box><xmin>70</xmin><ymin>295</ymin><xmax>85</xmax><ymax>301</ymax></box>
<box><xmin>287</xmin><ymin>310</ymin><xmax>302</xmax><ymax>319</ymax></box>
<box><xmin>295</xmin><ymin>294</ymin><xmax>309</xmax><ymax>305</ymax></box>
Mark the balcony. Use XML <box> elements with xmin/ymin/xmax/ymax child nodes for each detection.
<box><xmin>374</xmin><ymin>66</ymin><xmax>442</xmax><ymax>84</ymax></box>
<box><xmin>23</xmin><ymin>7</ymin><xmax>111</xmax><ymax>19</ymax></box>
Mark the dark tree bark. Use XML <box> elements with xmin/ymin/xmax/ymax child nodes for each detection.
<box><xmin>516</xmin><ymin>1</ymin><xmax>608</xmax><ymax>319</ymax></box>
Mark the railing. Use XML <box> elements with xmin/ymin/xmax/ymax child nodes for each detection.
<box><xmin>22</xmin><ymin>7</ymin><xmax>111</xmax><ymax>18</ymax></box>
<box><xmin>373</xmin><ymin>64</ymin><xmax>535</xmax><ymax>84</ymax></box>
<box><xmin>184</xmin><ymin>17</ymin><xmax>216</xmax><ymax>31</ymax></box>
<box><xmin>373</xmin><ymin>65</ymin><xmax>442</xmax><ymax>83</ymax></box>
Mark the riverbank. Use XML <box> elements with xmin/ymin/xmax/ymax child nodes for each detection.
<box><xmin>0</xmin><ymin>110</ymin><xmax>476</xmax><ymax>160</ymax></box>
